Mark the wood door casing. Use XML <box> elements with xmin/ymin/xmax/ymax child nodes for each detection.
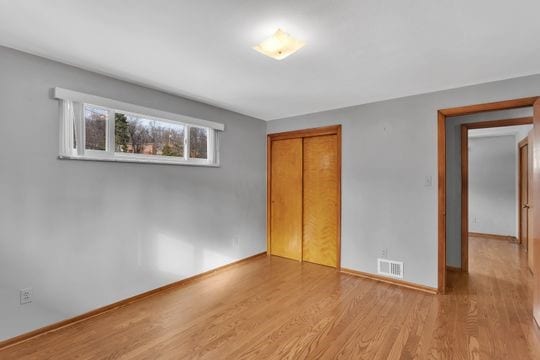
<box><xmin>519</xmin><ymin>142</ymin><xmax>529</xmax><ymax>251</ymax></box>
<box><xmin>533</xmin><ymin>99</ymin><xmax>540</xmax><ymax>325</ymax></box>
<box><xmin>528</xmin><ymin>132</ymin><xmax>534</xmax><ymax>273</ymax></box>
<box><xmin>270</xmin><ymin>138</ymin><xmax>303</xmax><ymax>261</ymax></box>
<box><xmin>302</xmin><ymin>135</ymin><xmax>339</xmax><ymax>268</ymax></box>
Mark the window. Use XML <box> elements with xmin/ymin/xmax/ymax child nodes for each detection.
<box><xmin>55</xmin><ymin>88</ymin><xmax>223</xmax><ymax>166</ymax></box>
<box><xmin>85</xmin><ymin>105</ymin><xmax>108</xmax><ymax>151</ymax></box>
<box><xmin>115</xmin><ymin>112</ymin><xmax>185</xmax><ymax>157</ymax></box>
<box><xmin>189</xmin><ymin>126</ymin><xmax>208</xmax><ymax>159</ymax></box>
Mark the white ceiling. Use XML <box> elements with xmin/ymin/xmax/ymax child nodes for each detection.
<box><xmin>1</xmin><ymin>0</ymin><xmax>540</xmax><ymax>120</ymax></box>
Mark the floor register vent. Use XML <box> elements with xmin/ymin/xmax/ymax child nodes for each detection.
<box><xmin>377</xmin><ymin>259</ymin><xmax>404</xmax><ymax>279</ymax></box>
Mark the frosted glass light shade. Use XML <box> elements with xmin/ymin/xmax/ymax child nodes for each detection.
<box><xmin>253</xmin><ymin>29</ymin><xmax>305</xmax><ymax>60</ymax></box>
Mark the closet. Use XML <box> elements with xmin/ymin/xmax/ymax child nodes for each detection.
<box><xmin>267</xmin><ymin>125</ymin><xmax>341</xmax><ymax>268</ymax></box>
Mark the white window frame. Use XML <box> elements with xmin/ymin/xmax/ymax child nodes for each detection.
<box><xmin>55</xmin><ymin>88</ymin><xmax>223</xmax><ymax>166</ymax></box>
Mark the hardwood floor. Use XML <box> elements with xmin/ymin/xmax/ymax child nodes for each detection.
<box><xmin>2</xmin><ymin>235</ymin><xmax>540</xmax><ymax>359</ymax></box>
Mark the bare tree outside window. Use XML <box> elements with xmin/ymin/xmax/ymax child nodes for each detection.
<box><xmin>115</xmin><ymin>114</ymin><xmax>185</xmax><ymax>157</ymax></box>
<box><xmin>84</xmin><ymin>105</ymin><xmax>107</xmax><ymax>150</ymax></box>
<box><xmin>190</xmin><ymin>127</ymin><xmax>208</xmax><ymax>159</ymax></box>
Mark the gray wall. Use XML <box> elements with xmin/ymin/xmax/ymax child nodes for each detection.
<box><xmin>0</xmin><ymin>46</ymin><xmax>267</xmax><ymax>340</ymax></box>
<box><xmin>468</xmin><ymin>136</ymin><xmax>517</xmax><ymax>236</ymax></box>
<box><xmin>268</xmin><ymin>74</ymin><xmax>540</xmax><ymax>285</ymax></box>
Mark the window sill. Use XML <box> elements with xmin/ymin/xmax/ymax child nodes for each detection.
<box><xmin>58</xmin><ymin>155</ymin><xmax>220</xmax><ymax>167</ymax></box>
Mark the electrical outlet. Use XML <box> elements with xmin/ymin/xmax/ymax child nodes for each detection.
<box><xmin>382</xmin><ymin>248</ymin><xmax>388</xmax><ymax>259</ymax></box>
<box><xmin>20</xmin><ymin>288</ymin><xmax>32</xmax><ymax>305</ymax></box>
<box><xmin>232</xmin><ymin>237</ymin><xmax>239</xmax><ymax>248</ymax></box>
<box><xmin>424</xmin><ymin>176</ymin><xmax>433</xmax><ymax>187</ymax></box>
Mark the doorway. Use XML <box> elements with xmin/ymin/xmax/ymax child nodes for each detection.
<box><xmin>437</xmin><ymin>96</ymin><xmax>539</xmax><ymax>294</ymax></box>
<box><xmin>267</xmin><ymin>125</ymin><xmax>341</xmax><ymax>269</ymax></box>
<box><xmin>460</xmin><ymin>118</ymin><xmax>533</xmax><ymax>273</ymax></box>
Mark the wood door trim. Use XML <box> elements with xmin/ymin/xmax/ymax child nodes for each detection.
<box><xmin>518</xmin><ymin>138</ymin><xmax>529</xmax><ymax>246</ymax></box>
<box><xmin>336</xmin><ymin>125</ymin><xmax>342</xmax><ymax>269</ymax></box>
<box><xmin>460</xmin><ymin>117</ymin><xmax>533</xmax><ymax>273</ymax></box>
<box><xmin>438</xmin><ymin>99</ymin><xmax>537</xmax><ymax>294</ymax></box>
<box><xmin>519</xmin><ymin>137</ymin><xmax>529</xmax><ymax>148</ymax></box>
<box><xmin>437</xmin><ymin>112</ymin><xmax>446</xmax><ymax>293</ymax></box>
<box><xmin>460</xmin><ymin>125</ymin><xmax>469</xmax><ymax>273</ymax></box>
<box><xmin>266</xmin><ymin>137</ymin><xmax>271</xmax><ymax>256</ymax></box>
<box><xmin>0</xmin><ymin>252</ymin><xmax>267</xmax><ymax>351</ymax></box>
<box><xmin>268</xmin><ymin>125</ymin><xmax>342</xmax><ymax>141</ymax></box>
<box><xmin>468</xmin><ymin>232</ymin><xmax>518</xmax><ymax>242</ymax></box>
<box><xmin>301</xmin><ymin>137</ymin><xmax>305</xmax><ymax>263</ymax></box>
<box><xmin>267</xmin><ymin>125</ymin><xmax>342</xmax><ymax>270</ymax></box>
<box><xmin>464</xmin><ymin>117</ymin><xmax>533</xmax><ymax>129</ymax></box>
<box><xmin>533</xmin><ymin>99</ymin><xmax>540</xmax><ymax>324</ymax></box>
<box><xmin>439</xmin><ymin>98</ymin><xmax>539</xmax><ymax>117</ymax></box>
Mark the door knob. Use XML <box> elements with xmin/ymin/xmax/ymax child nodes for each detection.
<box><xmin>523</xmin><ymin>204</ymin><xmax>530</xmax><ymax>209</ymax></box>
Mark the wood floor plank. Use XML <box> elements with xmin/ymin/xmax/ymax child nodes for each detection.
<box><xmin>1</xmin><ymin>235</ymin><xmax>539</xmax><ymax>359</ymax></box>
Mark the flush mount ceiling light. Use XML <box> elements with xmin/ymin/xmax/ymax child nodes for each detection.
<box><xmin>253</xmin><ymin>29</ymin><xmax>305</xmax><ymax>60</ymax></box>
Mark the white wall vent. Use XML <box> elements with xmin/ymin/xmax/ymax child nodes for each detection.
<box><xmin>377</xmin><ymin>259</ymin><xmax>404</xmax><ymax>279</ymax></box>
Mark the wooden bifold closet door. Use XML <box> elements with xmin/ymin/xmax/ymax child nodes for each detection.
<box><xmin>269</xmin><ymin>138</ymin><xmax>303</xmax><ymax>261</ymax></box>
<box><xmin>303</xmin><ymin>135</ymin><xmax>339</xmax><ymax>267</ymax></box>
<box><xmin>268</xmin><ymin>126</ymin><xmax>341</xmax><ymax>269</ymax></box>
